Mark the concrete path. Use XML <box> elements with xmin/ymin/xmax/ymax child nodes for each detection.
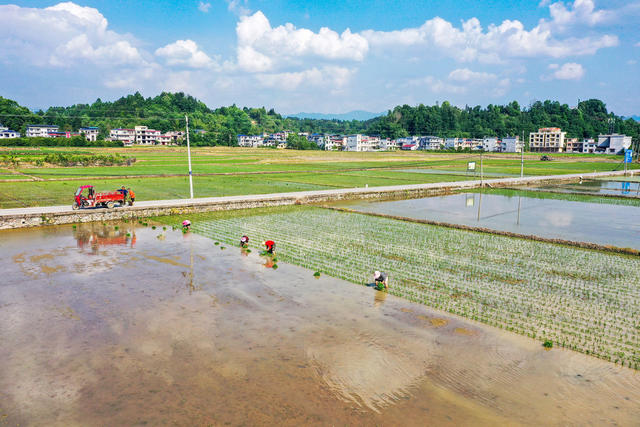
<box><xmin>0</xmin><ymin>170</ymin><xmax>633</xmax><ymax>227</ymax></box>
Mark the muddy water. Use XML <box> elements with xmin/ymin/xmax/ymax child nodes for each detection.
<box><xmin>334</xmin><ymin>192</ymin><xmax>640</xmax><ymax>249</ymax></box>
<box><xmin>0</xmin><ymin>223</ymin><xmax>639</xmax><ymax>426</ymax></box>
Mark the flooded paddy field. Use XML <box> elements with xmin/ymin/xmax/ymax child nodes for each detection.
<box><xmin>1</xmin><ymin>223</ymin><xmax>639</xmax><ymax>425</ymax></box>
<box><xmin>529</xmin><ymin>179</ymin><xmax>640</xmax><ymax>197</ymax></box>
<box><xmin>169</xmin><ymin>207</ymin><xmax>640</xmax><ymax>370</ymax></box>
<box><xmin>334</xmin><ymin>190</ymin><xmax>640</xmax><ymax>250</ymax></box>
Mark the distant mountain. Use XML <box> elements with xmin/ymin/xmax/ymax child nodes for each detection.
<box><xmin>287</xmin><ymin>110</ymin><xmax>383</xmax><ymax>121</ymax></box>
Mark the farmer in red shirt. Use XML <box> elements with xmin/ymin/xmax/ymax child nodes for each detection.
<box><xmin>262</xmin><ymin>240</ymin><xmax>276</xmax><ymax>254</ymax></box>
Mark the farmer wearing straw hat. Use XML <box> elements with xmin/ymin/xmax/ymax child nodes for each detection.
<box><xmin>373</xmin><ymin>271</ymin><xmax>388</xmax><ymax>291</ymax></box>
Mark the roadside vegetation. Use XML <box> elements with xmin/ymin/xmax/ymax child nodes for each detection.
<box><xmin>157</xmin><ymin>206</ymin><xmax>640</xmax><ymax>369</ymax></box>
<box><xmin>0</xmin><ymin>151</ymin><xmax>135</xmax><ymax>168</ymax></box>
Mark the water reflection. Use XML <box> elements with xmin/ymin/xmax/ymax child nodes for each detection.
<box><xmin>74</xmin><ymin>222</ymin><xmax>136</xmax><ymax>254</ymax></box>
<box><xmin>538</xmin><ymin>179</ymin><xmax>640</xmax><ymax>196</ymax></box>
<box><xmin>336</xmin><ymin>192</ymin><xmax>640</xmax><ymax>249</ymax></box>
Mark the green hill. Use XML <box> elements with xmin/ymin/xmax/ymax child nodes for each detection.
<box><xmin>1</xmin><ymin>93</ymin><xmax>638</xmax><ymax>146</ymax></box>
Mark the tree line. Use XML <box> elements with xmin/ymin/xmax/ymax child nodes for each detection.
<box><xmin>1</xmin><ymin>93</ymin><xmax>638</xmax><ymax>146</ymax></box>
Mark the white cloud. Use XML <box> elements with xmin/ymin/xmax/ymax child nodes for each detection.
<box><xmin>628</xmin><ymin>59</ymin><xmax>638</xmax><ymax>65</ymax></box>
<box><xmin>198</xmin><ymin>2</ymin><xmax>211</xmax><ymax>13</ymax></box>
<box><xmin>361</xmin><ymin>14</ymin><xmax>618</xmax><ymax>63</ymax></box>
<box><xmin>448</xmin><ymin>68</ymin><xmax>497</xmax><ymax>83</ymax></box>
<box><xmin>546</xmin><ymin>0</ymin><xmax>614</xmax><ymax>30</ymax></box>
<box><xmin>255</xmin><ymin>66</ymin><xmax>354</xmax><ymax>90</ymax></box>
<box><xmin>155</xmin><ymin>39</ymin><xmax>216</xmax><ymax>68</ymax></box>
<box><xmin>236</xmin><ymin>11</ymin><xmax>369</xmax><ymax>72</ymax></box>
<box><xmin>0</xmin><ymin>2</ymin><xmax>144</xmax><ymax>67</ymax></box>
<box><xmin>549</xmin><ymin>62</ymin><xmax>585</xmax><ymax>80</ymax></box>
<box><xmin>226</xmin><ymin>0</ymin><xmax>251</xmax><ymax>16</ymax></box>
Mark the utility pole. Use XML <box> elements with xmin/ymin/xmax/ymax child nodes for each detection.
<box><xmin>480</xmin><ymin>151</ymin><xmax>484</xmax><ymax>188</ymax></box>
<box><xmin>185</xmin><ymin>115</ymin><xmax>194</xmax><ymax>199</ymax></box>
<box><xmin>520</xmin><ymin>130</ymin><xmax>525</xmax><ymax>178</ymax></box>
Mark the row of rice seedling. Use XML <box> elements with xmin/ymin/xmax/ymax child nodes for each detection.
<box><xmin>158</xmin><ymin>206</ymin><xmax>639</xmax><ymax>369</ymax></box>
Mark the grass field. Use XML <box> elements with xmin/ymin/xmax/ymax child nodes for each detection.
<box><xmin>157</xmin><ymin>206</ymin><xmax>640</xmax><ymax>369</ymax></box>
<box><xmin>0</xmin><ymin>146</ymin><xmax>637</xmax><ymax>208</ymax></box>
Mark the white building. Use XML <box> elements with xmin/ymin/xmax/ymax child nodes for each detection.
<box><xmin>444</xmin><ymin>138</ymin><xmax>463</xmax><ymax>150</ymax></box>
<box><xmin>345</xmin><ymin>134</ymin><xmax>377</xmax><ymax>151</ymax></box>
<box><xmin>156</xmin><ymin>134</ymin><xmax>173</xmax><ymax>145</ymax></box>
<box><xmin>396</xmin><ymin>136</ymin><xmax>419</xmax><ymax>146</ymax></box>
<box><xmin>109</xmin><ymin>128</ymin><xmax>135</xmax><ymax>145</ymax></box>
<box><xmin>482</xmin><ymin>137</ymin><xmax>499</xmax><ymax>152</ymax></box>
<box><xmin>325</xmin><ymin>135</ymin><xmax>346</xmax><ymax>151</ymax></box>
<box><xmin>401</xmin><ymin>143</ymin><xmax>418</xmax><ymax>150</ymax></box>
<box><xmin>271</xmin><ymin>131</ymin><xmax>291</xmax><ymax>142</ymax></box>
<box><xmin>26</xmin><ymin>124</ymin><xmax>59</xmax><ymax>137</ymax></box>
<box><xmin>165</xmin><ymin>131</ymin><xmax>185</xmax><ymax>144</ymax></box>
<box><xmin>419</xmin><ymin>136</ymin><xmax>444</xmax><ymax>150</ymax></box>
<box><xmin>79</xmin><ymin>127</ymin><xmax>99</xmax><ymax>142</ymax></box>
<box><xmin>134</xmin><ymin>126</ymin><xmax>160</xmax><ymax>145</ymax></box>
<box><xmin>308</xmin><ymin>134</ymin><xmax>326</xmax><ymax>148</ymax></box>
<box><xmin>0</xmin><ymin>125</ymin><xmax>20</xmax><ymax>138</ymax></box>
<box><xmin>597</xmin><ymin>134</ymin><xmax>632</xmax><ymax>154</ymax></box>
<box><xmin>529</xmin><ymin>127</ymin><xmax>566</xmax><ymax>152</ymax></box>
<box><xmin>237</xmin><ymin>135</ymin><xmax>264</xmax><ymax>147</ymax></box>
<box><xmin>501</xmin><ymin>136</ymin><xmax>523</xmax><ymax>153</ymax></box>
<box><xmin>380</xmin><ymin>139</ymin><xmax>401</xmax><ymax>150</ymax></box>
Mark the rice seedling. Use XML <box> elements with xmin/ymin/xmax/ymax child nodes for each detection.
<box><xmin>157</xmin><ymin>206</ymin><xmax>640</xmax><ymax>369</ymax></box>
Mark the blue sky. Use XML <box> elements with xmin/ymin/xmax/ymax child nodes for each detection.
<box><xmin>1</xmin><ymin>0</ymin><xmax>639</xmax><ymax>115</ymax></box>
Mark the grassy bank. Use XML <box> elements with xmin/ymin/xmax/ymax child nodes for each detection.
<box><xmin>156</xmin><ymin>206</ymin><xmax>640</xmax><ymax>369</ymax></box>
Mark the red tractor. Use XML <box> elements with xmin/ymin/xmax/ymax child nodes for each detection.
<box><xmin>73</xmin><ymin>185</ymin><xmax>132</xmax><ymax>209</ymax></box>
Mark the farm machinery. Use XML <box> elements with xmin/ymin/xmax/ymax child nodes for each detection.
<box><xmin>72</xmin><ymin>185</ymin><xmax>135</xmax><ymax>209</ymax></box>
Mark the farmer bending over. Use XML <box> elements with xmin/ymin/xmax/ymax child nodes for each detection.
<box><xmin>182</xmin><ymin>220</ymin><xmax>191</xmax><ymax>231</ymax></box>
<box><xmin>263</xmin><ymin>240</ymin><xmax>276</xmax><ymax>254</ymax></box>
<box><xmin>373</xmin><ymin>271</ymin><xmax>389</xmax><ymax>291</ymax></box>
<box><xmin>127</xmin><ymin>188</ymin><xmax>135</xmax><ymax>206</ymax></box>
<box><xmin>240</xmin><ymin>235</ymin><xmax>249</xmax><ymax>248</ymax></box>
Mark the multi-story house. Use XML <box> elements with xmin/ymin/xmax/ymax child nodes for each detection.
<box><xmin>345</xmin><ymin>134</ymin><xmax>377</xmax><ymax>151</ymax></box>
<box><xmin>500</xmin><ymin>136</ymin><xmax>523</xmax><ymax>153</ymax></box>
<box><xmin>597</xmin><ymin>134</ymin><xmax>632</xmax><ymax>154</ymax></box>
<box><xmin>79</xmin><ymin>127</ymin><xmax>99</xmax><ymax>142</ymax></box>
<box><xmin>482</xmin><ymin>137</ymin><xmax>499</xmax><ymax>152</ymax></box>
<box><xmin>0</xmin><ymin>125</ymin><xmax>20</xmax><ymax>138</ymax></box>
<box><xmin>419</xmin><ymin>136</ymin><xmax>444</xmax><ymax>150</ymax></box>
<box><xmin>26</xmin><ymin>124</ymin><xmax>59</xmax><ymax>137</ymax></box>
<box><xmin>529</xmin><ymin>128</ymin><xmax>566</xmax><ymax>152</ymax></box>
<box><xmin>237</xmin><ymin>135</ymin><xmax>264</xmax><ymax>147</ymax></box>
<box><xmin>380</xmin><ymin>139</ymin><xmax>401</xmax><ymax>150</ymax></box>
<box><xmin>134</xmin><ymin>126</ymin><xmax>160</xmax><ymax>145</ymax></box>
<box><xmin>110</xmin><ymin>128</ymin><xmax>135</xmax><ymax>146</ymax></box>
<box><xmin>324</xmin><ymin>135</ymin><xmax>346</xmax><ymax>151</ymax></box>
<box><xmin>308</xmin><ymin>133</ymin><xmax>326</xmax><ymax>148</ymax></box>
<box><xmin>156</xmin><ymin>134</ymin><xmax>173</xmax><ymax>145</ymax></box>
<box><xmin>444</xmin><ymin>137</ymin><xmax>464</xmax><ymax>150</ymax></box>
